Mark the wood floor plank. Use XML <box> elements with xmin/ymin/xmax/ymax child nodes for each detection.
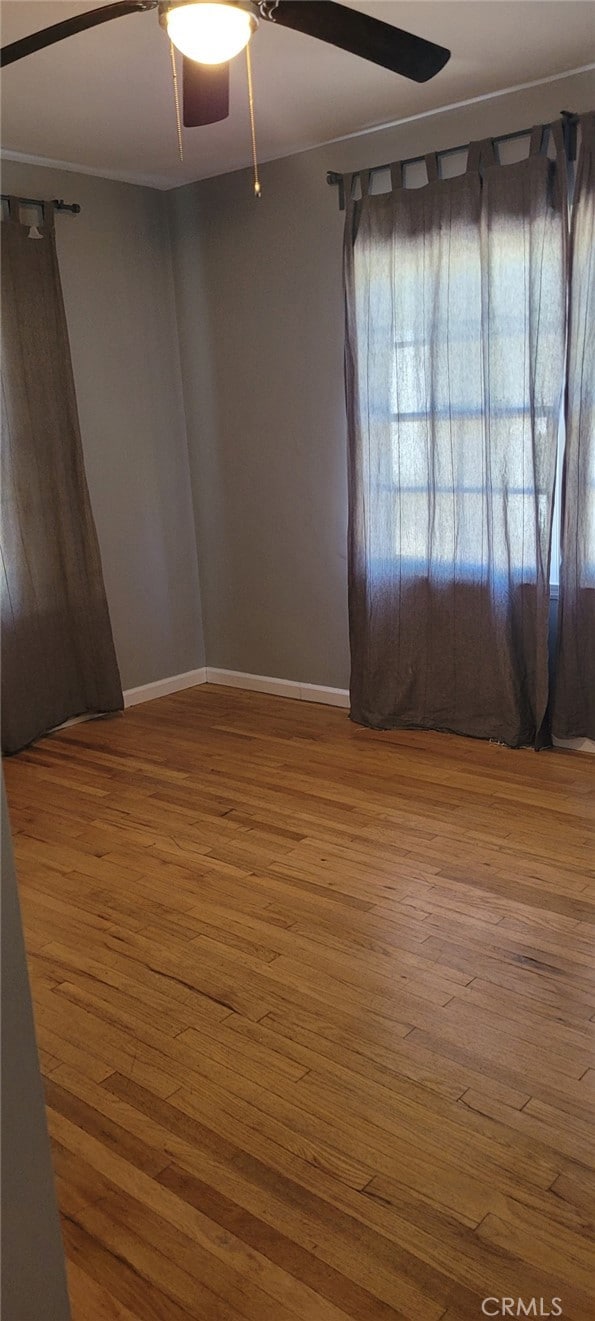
<box><xmin>4</xmin><ymin>684</ymin><xmax>595</xmax><ymax>1320</ymax></box>
<box><xmin>66</xmin><ymin>1261</ymin><xmax>143</xmax><ymax>1321</ymax></box>
<box><xmin>85</xmin><ymin>1188</ymin><xmax>330</xmax><ymax>1321</ymax></box>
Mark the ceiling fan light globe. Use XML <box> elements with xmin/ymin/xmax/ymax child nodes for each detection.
<box><xmin>166</xmin><ymin>3</ymin><xmax>255</xmax><ymax>65</ymax></box>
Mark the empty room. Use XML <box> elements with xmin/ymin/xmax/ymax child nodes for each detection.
<box><xmin>1</xmin><ymin>2</ymin><xmax>594</xmax><ymax>1318</ymax></box>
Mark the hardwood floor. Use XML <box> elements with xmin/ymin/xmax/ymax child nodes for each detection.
<box><xmin>4</xmin><ymin>684</ymin><xmax>595</xmax><ymax>1321</ymax></box>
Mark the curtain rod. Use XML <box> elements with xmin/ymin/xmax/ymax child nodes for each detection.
<box><xmin>327</xmin><ymin>111</ymin><xmax>578</xmax><ymax>207</ymax></box>
<box><xmin>1</xmin><ymin>194</ymin><xmax>81</xmax><ymax>214</ymax></box>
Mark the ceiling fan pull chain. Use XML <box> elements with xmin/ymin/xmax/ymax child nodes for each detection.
<box><xmin>245</xmin><ymin>43</ymin><xmax>261</xmax><ymax>199</ymax></box>
<box><xmin>169</xmin><ymin>38</ymin><xmax>184</xmax><ymax>162</ymax></box>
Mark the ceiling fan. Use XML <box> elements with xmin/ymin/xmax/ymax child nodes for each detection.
<box><xmin>0</xmin><ymin>2</ymin><xmax>451</xmax><ymax>129</ymax></box>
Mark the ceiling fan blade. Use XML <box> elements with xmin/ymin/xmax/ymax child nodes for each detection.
<box><xmin>183</xmin><ymin>57</ymin><xmax>230</xmax><ymax>127</ymax></box>
<box><xmin>262</xmin><ymin>1</ymin><xmax>450</xmax><ymax>83</ymax></box>
<box><xmin>0</xmin><ymin>0</ymin><xmax>157</xmax><ymax>68</ymax></box>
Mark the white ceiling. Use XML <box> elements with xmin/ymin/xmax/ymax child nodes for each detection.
<box><xmin>1</xmin><ymin>1</ymin><xmax>594</xmax><ymax>188</ymax></box>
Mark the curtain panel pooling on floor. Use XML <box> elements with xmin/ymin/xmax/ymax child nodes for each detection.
<box><xmin>553</xmin><ymin>114</ymin><xmax>595</xmax><ymax>741</ymax></box>
<box><xmin>343</xmin><ymin>127</ymin><xmax>569</xmax><ymax>748</ymax></box>
<box><xmin>1</xmin><ymin>198</ymin><xmax>123</xmax><ymax>754</ymax></box>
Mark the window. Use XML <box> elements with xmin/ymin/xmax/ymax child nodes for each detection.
<box><xmin>353</xmin><ymin>160</ymin><xmax>565</xmax><ymax>591</ymax></box>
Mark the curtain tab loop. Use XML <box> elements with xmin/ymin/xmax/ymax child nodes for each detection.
<box><xmin>3</xmin><ymin>196</ymin><xmax>55</xmax><ymax>236</ymax></box>
<box><xmin>342</xmin><ymin>173</ymin><xmax>354</xmax><ymax>215</ymax></box>
<box><xmin>549</xmin><ymin>120</ymin><xmax>566</xmax><ymax>163</ymax></box>
<box><xmin>530</xmin><ymin>124</ymin><xmax>545</xmax><ymax>156</ymax></box>
<box><xmin>425</xmin><ymin>153</ymin><xmax>439</xmax><ymax>183</ymax></box>
<box><xmin>389</xmin><ymin>161</ymin><xmax>403</xmax><ymax>192</ymax></box>
<box><xmin>466</xmin><ymin>138</ymin><xmax>496</xmax><ymax>174</ymax></box>
<box><xmin>5</xmin><ymin>196</ymin><xmax>22</xmax><ymax>225</ymax></box>
<box><xmin>42</xmin><ymin>200</ymin><xmax>56</xmax><ymax>232</ymax></box>
<box><xmin>359</xmin><ymin>169</ymin><xmax>371</xmax><ymax>199</ymax></box>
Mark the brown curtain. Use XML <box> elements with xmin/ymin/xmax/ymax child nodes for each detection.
<box><xmin>553</xmin><ymin>114</ymin><xmax>595</xmax><ymax>739</ymax></box>
<box><xmin>1</xmin><ymin>199</ymin><xmax>123</xmax><ymax>754</ymax></box>
<box><xmin>343</xmin><ymin>128</ymin><xmax>567</xmax><ymax>748</ymax></box>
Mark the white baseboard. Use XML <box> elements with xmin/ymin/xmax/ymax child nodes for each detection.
<box><xmin>205</xmin><ymin>667</ymin><xmax>350</xmax><ymax>709</ymax></box>
<box><xmin>122</xmin><ymin>666</ymin><xmax>348</xmax><ymax>711</ymax></box>
<box><xmin>121</xmin><ymin>670</ymin><xmax>594</xmax><ymax>749</ymax></box>
<box><xmin>52</xmin><ymin>711</ymin><xmax>107</xmax><ymax>734</ymax></box>
<box><xmin>123</xmin><ymin>667</ymin><xmax>207</xmax><ymax>708</ymax></box>
<box><xmin>553</xmin><ymin>736</ymin><xmax>595</xmax><ymax>756</ymax></box>
<box><xmin>63</xmin><ymin>668</ymin><xmax>595</xmax><ymax>750</ymax></box>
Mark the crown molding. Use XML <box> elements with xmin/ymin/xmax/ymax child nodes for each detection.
<box><xmin>317</xmin><ymin>62</ymin><xmax>595</xmax><ymax>154</ymax></box>
<box><xmin>0</xmin><ymin>148</ymin><xmax>171</xmax><ymax>191</ymax></box>
<box><xmin>2</xmin><ymin>62</ymin><xmax>594</xmax><ymax>192</ymax></box>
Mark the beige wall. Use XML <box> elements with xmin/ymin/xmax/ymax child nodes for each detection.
<box><xmin>3</xmin><ymin>72</ymin><xmax>593</xmax><ymax>693</ymax></box>
<box><xmin>168</xmin><ymin>68</ymin><xmax>595</xmax><ymax>689</ymax></box>
<box><xmin>1</xmin><ymin>159</ymin><xmax>205</xmax><ymax>690</ymax></box>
